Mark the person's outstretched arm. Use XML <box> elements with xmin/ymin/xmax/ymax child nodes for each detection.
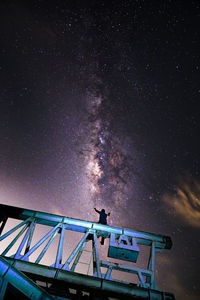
<box><xmin>94</xmin><ymin>208</ymin><xmax>100</xmax><ymax>214</ymax></box>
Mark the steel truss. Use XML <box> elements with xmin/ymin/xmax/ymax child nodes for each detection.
<box><xmin>0</xmin><ymin>204</ymin><xmax>175</xmax><ymax>300</ymax></box>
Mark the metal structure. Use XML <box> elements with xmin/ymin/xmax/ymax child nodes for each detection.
<box><xmin>0</xmin><ymin>204</ymin><xmax>175</xmax><ymax>299</ymax></box>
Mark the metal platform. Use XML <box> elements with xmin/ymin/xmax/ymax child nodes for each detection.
<box><xmin>0</xmin><ymin>204</ymin><xmax>175</xmax><ymax>299</ymax></box>
<box><xmin>108</xmin><ymin>233</ymin><xmax>139</xmax><ymax>262</ymax></box>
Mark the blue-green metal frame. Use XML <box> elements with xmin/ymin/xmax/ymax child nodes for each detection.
<box><xmin>0</xmin><ymin>256</ymin><xmax>53</xmax><ymax>299</ymax></box>
<box><xmin>0</xmin><ymin>204</ymin><xmax>174</xmax><ymax>299</ymax></box>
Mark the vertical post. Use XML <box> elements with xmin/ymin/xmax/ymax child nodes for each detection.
<box><xmin>92</xmin><ymin>231</ymin><xmax>101</xmax><ymax>278</ymax></box>
<box><xmin>35</xmin><ymin>227</ymin><xmax>60</xmax><ymax>264</ymax></box>
<box><xmin>105</xmin><ymin>266</ymin><xmax>112</xmax><ymax>280</ymax></box>
<box><xmin>138</xmin><ymin>271</ymin><xmax>146</xmax><ymax>287</ymax></box>
<box><xmin>24</xmin><ymin>220</ymin><xmax>35</xmax><ymax>255</ymax></box>
<box><xmin>55</xmin><ymin>224</ymin><xmax>65</xmax><ymax>268</ymax></box>
<box><xmin>62</xmin><ymin>231</ymin><xmax>89</xmax><ymax>271</ymax></box>
<box><xmin>0</xmin><ymin>217</ymin><xmax>7</xmax><ymax>237</ymax></box>
<box><xmin>147</xmin><ymin>241</ymin><xmax>156</xmax><ymax>289</ymax></box>
<box><xmin>71</xmin><ymin>241</ymin><xmax>87</xmax><ymax>272</ymax></box>
<box><xmin>15</xmin><ymin>222</ymin><xmax>34</xmax><ymax>259</ymax></box>
<box><xmin>151</xmin><ymin>242</ymin><xmax>155</xmax><ymax>289</ymax></box>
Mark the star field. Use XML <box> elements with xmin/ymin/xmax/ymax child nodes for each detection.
<box><xmin>0</xmin><ymin>1</ymin><xmax>200</xmax><ymax>299</ymax></box>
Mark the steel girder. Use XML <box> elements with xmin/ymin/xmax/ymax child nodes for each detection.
<box><xmin>2</xmin><ymin>257</ymin><xmax>175</xmax><ymax>300</ymax></box>
<box><xmin>0</xmin><ymin>204</ymin><xmax>175</xmax><ymax>299</ymax></box>
<box><xmin>0</xmin><ymin>256</ymin><xmax>53</xmax><ymax>299</ymax></box>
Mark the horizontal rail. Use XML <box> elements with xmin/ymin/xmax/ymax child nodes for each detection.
<box><xmin>2</xmin><ymin>257</ymin><xmax>175</xmax><ymax>300</ymax></box>
<box><xmin>0</xmin><ymin>204</ymin><xmax>172</xmax><ymax>249</ymax></box>
<box><xmin>101</xmin><ymin>261</ymin><xmax>152</xmax><ymax>277</ymax></box>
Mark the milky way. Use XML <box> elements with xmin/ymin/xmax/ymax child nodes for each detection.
<box><xmin>0</xmin><ymin>1</ymin><xmax>200</xmax><ymax>299</ymax></box>
<box><xmin>84</xmin><ymin>91</ymin><xmax>137</xmax><ymax>212</ymax></box>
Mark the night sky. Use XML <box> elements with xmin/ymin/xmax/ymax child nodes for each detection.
<box><xmin>0</xmin><ymin>1</ymin><xmax>200</xmax><ymax>299</ymax></box>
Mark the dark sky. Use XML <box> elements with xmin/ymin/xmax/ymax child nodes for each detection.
<box><xmin>0</xmin><ymin>1</ymin><xmax>200</xmax><ymax>299</ymax></box>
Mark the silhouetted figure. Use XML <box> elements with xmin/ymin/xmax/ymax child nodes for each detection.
<box><xmin>94</xmin><ymin>208</ymin><xmax>110</xmax><ymax>245</ymax></box>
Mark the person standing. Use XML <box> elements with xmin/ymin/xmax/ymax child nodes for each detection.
<box><xmin>94</xmin><ymin>208</ymin><xmax>110</xmax><ymax>245</ymax></box>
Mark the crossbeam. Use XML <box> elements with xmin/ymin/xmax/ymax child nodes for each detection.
<box><xmin>0</xmin><ymin>204</ymin><xmax>172</xmax><ymax>250</ymax></box>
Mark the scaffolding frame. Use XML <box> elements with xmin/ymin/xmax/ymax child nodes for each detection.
<box><xmin>0</xmin><ymin>204</ymin><xmax>174</xmax><ymax>300</ymax></box>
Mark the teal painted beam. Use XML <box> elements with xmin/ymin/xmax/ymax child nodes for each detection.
<box><xmin>0</xmin><ymin>203</ymin><xmax>172</xmax><ymax>249</ymax></box>
<box><xmin>2</xmin><ymin>257</ymin><xmax>175</xmax><ymax>300</ymax></box>
<box><xmin>0</xmin><ymin>256</ymin><xmax>53</xmax><ymax>299</ymax></box>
